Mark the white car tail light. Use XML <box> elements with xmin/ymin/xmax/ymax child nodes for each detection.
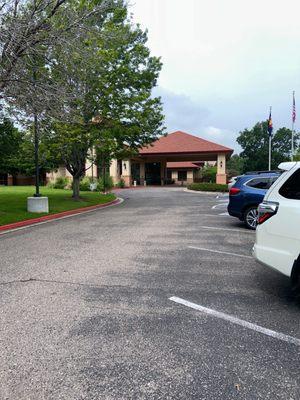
<box><xmin>258</xmin><ymin>201</ymin><xmax>279</xmax><ymax>225</ymax></box>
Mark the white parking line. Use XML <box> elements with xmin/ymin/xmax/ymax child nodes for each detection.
<box><xmin>199</xmin><ymin>226</ymin><xmax>254</xmax><ymax>233</ymax></box>
<box><xmin>197</xmin><ymin>213</ymin><xmax>230</xmax><ymax>217</ymax></box>
<box><xmin>212</xmin><ymin>203</ymin><xmax>228</xmax><ymax>209</ymax></box>
<box><xmin>188</xmin><ymin>246</ymin><xmax>252</xmax><ymax>259</ymax></box>
<box><xmin>169</xmin><ymin>296</ymin><xmax>300</xmax><ymax>347</ymax></box>
<box><xmin>216</xmin><ymin>195</ymin><xmax>229</xmax><ymax>200</ymax></box>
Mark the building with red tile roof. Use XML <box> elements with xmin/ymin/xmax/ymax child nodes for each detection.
<box><xmin>139</xmin><ymin>131</ymin><xmax>232</xmax><ymax>156</ymax></box>
<box><xmin>108</xmin><ymin>131</ymin><xmax>233</xmax><ymax>186</ymax></box>
<box><xmin>46</xmin><ymin>130</ymin><xmax>233</xmax><ymax>188</ymax></box>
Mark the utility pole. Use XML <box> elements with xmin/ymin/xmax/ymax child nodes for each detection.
<box><xmin>32</xmin><ymin>63</ymin><xmax>40</xmax><ymax>197</ymax></box>
<box><xmin>27</xmin><ymin>60</ymin><xmax>48</xmax><ymax>213</ymax></box>
<box><xmin>33</xmin><ymin>112</ymin><xmax>40</xmax><ymax>197</ymax></box>
<box><xmin>268</xmin><ymin>106</ymin><xmax>273</xmax><ymax>171</ymax></box>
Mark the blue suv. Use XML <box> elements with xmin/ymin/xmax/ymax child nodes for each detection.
<box><xmin>227</xmin><ymin>172</ymin><xmax>281</xmax><ymax>229</ymax></box>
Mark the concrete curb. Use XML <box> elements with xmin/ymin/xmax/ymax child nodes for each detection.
<box><xmin>183</xmin><ymin>188</ymin><xmax>228</xmax><ymax>195</ymax></box>
<box><xmin>0</xmin><ymin>197</ymin><xmax>123</xmax><ymax>235</ymax></box>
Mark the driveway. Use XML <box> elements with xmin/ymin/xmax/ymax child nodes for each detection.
<box><xmin>0</xmin><ymin>187</ymin><xmax>299</xmax><ymax>399</ymax></box>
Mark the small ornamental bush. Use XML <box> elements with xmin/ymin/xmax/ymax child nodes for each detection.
<box><xmin>199</xmin><ymin>166</ymin><xmax>217</xmax><ymax>183</ymax></box>
<box><xmin>187</xmin><ymin>182</ymin><xmax>228</xmax><ymax>192</ymax></box>
<box><xmin>79</xmin><ymin>176</ymin><xmax>92</xmax><ymax>191</ymax></box>
<box><xmin>97</xmin><ymin>175</ymin><xmax>114</xmax><ymax>192</ymax></box>
<box><xmin>115</xmin><ymin>178</ymin><xmax>125</xmax><ymax>188</ymax></box>
<box><xmin>47</xmin><ymin>181</ymin><xmax>55</xmax><ymax>189</ymax></box>
<box><xmin>47</xmin><ymin>176</ymin><xmax>69</xmax><ymax>189</ymax></box>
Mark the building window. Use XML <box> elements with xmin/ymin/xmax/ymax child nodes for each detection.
<box><xmin>178</xmin><ymin>170</ymin><xmax>187</xmax><ymax>181</ymax></box>
<box><xmin>117</xmin><ymin>160</ymin><xmax>123</xmax><ymax>176</ymax></box>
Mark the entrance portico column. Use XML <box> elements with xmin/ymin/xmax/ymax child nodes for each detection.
<box><xmin>216</xmin><ymin>153</ymin><xmax>227</xmax><ymax>184</ymax></box>
<box><xmin>109</xmin><ymin>159</ymin><xmax>119</xmax><ymax>185</ymax></box>
<box><xmin>121</xmin><ymin>159</ymin><xmax>131</xmax><ymax>187</ymax></box>
<box><xmin>140</xmin><ymin>161</ymin><xmax>145</xmax><ymax>185</ymax></box>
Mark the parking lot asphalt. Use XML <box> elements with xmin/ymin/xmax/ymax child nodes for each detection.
<box><xmin>0</xmin><ymin>187</ymin><xmax>299</xmax><ymax>400</ymax></box>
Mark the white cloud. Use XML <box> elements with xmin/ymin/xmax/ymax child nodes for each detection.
<box><xmin>154</xmin><ymin>87</ymin><xmax>209</xmax><ymax>132</ymax></box>
<box><xmin>132</xmin><ymin>0</ymin><xmax>300</xmax><ymax>152</ymax></box>
<box><xmin>153</xmin><ymin>87</ymin><xmax>239</xmax><ymax>151</ymax></box>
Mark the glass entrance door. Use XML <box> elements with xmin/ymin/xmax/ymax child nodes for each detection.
<box><xmin>145</xmin><ymin>162</ymin><xmax>161</xmax><ymax>185</ymax></box>
<box><xmin>131</xmin><ymin>163</ymin><xmax>141</xmax><ymax>185</ymax></box>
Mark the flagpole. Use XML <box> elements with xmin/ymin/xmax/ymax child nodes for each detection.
<box><xmin>268</xmin><ymin>106</ymin><xmax>272</xmax><ymax>171</ymax></box>
<box><xmin>269</xmin><ymin>135</ymin><xmax>272</xmax><ymax>171</ymax></box>
<box><xmin>292</xmin><ymin>121</ymin><xmax>294</xmax><ymax>161</ymax></box>
<box><xmin>291</xmin><ymin>91</ymin><xmax>295</xmax><ymax>161</ymax></box>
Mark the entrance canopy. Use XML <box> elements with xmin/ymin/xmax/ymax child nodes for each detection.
<box><xmin>137</xmin><ymin>131</ymin><xmax>233</xmax><ymax>162</ymax></box>
<box><xmin>110</xmin><ymin>131</ymin><xmax>233</xmax><ymax>186</ymax></box>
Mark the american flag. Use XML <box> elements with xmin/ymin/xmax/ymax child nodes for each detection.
<box><xmin>292</xmin><ymin>91</ymin><xmax>296</xmax><ymax>124</ymax></box>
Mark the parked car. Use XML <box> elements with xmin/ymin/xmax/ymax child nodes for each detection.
<box><xmin>227</xmin><ymin>172</ymin><xmax>281</xmax><ymax>229</ymax></box>
<box><xmin>228</xmin><ymin>176</ymin><xmax>239</xmax><ymax>189</ymax></box>
<box><xmin>253</xmin><ymin>162</ymin><xmax>300</xmax><ymax>289</ymax></box>
<box><xmin>227</xmin><ymin>170</ymin><xmax>279</xmax><ymax>190</ymax></box>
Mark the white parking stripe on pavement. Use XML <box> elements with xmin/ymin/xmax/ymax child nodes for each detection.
<box><xmin>188</xmin><ymin>246</ymin><xmax>252</xmax><ymax>259</ymax></box>
<box><xmin>212</xmin><ymin>203</ymin><xmax>228</xmax><ymax>209</ymax></box>
<box><xmin>197</xmin><ymin>213</ymin><xmax>230</xmax><ymax>217</ymax></box>
<box><xmin>216</xmin><ymin>195</ymin><xmax>229</xmax><ymax>200</ymax></box>
<box><xmin>169</xmin><ymin>296</ymin><xmax>300</xmax><ymax>347</ymax></box>
<box><xmin>198</xmin><ymin>226</ymin><xmax>254</xmax><ymax>233</ymax></box>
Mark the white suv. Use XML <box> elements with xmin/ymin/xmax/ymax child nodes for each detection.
<box><xmin>253</xmin><ymin>162</ymin><xmax>300</xmax><ymax>289</ymax></box>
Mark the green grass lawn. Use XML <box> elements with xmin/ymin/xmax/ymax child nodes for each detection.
<box><xmin>0</xmin><ymin>186</ymin><xmax>116</xmax><ymax>226</ymax></box>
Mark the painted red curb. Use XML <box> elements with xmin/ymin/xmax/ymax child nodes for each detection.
<box><xmin>112</xmin><ymin>186</ymin><xmax>145</xmax><ymax>191</ymax></box>
<box><xmin>112</xmin><ymin>185</ymin><xmax>162</xmax><ymax>191</ymax></box>
<box><xmin>0</xmin><ymin>198</ymin><xmax>121</xmax><ymax>233</ymax></box>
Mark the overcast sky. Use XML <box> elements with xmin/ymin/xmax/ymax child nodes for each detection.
<box><xmin>130</xmin><ymin>0</ymin><xmax>300</xmax><ymax>152</ymax></box>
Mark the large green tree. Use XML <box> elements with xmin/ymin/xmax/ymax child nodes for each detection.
<box><xmin>0</xmin><ymin>0</ymin><xmax>117</xmax><ymax>196</ymax></box>
<box><xmin>0</xmin><ymin>118</ymin><xmax>23</xmax><ymax>175</ymax></box>
<box><xmin>0</xmin><ymin>120</ymin><xmax>60</xmax><ymax>179</ymax></box>
<box><xmin>226</xmin><ymin>154</ymin><xmax>245</xmax><ymax>177</ymax></box>
<box><xmin>237</xmin><ymin>121</ymin><xmax>299</xmax><ymax>172</ymax></box>
<box><xmin>49</xmin><ymin>1</ymin><xmax>164</xmax><ymax>199</ymax></box>
<box><xmin>295</xmin><ymin>150</ymin><xmax>300</xmax><ymax>161</ymax></box>
<box><xmin>0</xmin><ymin>0</ymin><xmax>114</xmax><ymax>92</ymax></box>
<box><xmin>13</xmin><ymin>130</ymin><xmax>60</xmax><ymax>177</ymax></box>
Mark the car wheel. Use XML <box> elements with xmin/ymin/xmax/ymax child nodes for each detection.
<box><xmin>291</xmin><ymin>258</ymin><xmax>300</xmax><ymax>296</ymax></box>
<box><xmin>244</xmin><ymin>206</ymin><xmax>258</xmax><ymax>230</ymax></box>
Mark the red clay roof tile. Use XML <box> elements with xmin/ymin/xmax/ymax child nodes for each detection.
<box><xmin>166</xmin><ymin>161</ymin><xmax>203</xmax><ymax>169</ymax></box>
<box><xmin>140</xmin><ymin>131</ymin><xmax>233</xmax><ymax>155</ymax></box>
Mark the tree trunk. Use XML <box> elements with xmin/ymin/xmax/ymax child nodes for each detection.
<box><xmin>72</xmin><ymin>176</ymin><xmax>80</xmax><ymax>200</ymax></box>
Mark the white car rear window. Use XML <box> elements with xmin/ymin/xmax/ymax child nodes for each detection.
<box><xmin>279</xmin><ymin>169</ymin><xmax>300</xmax><ymax>200</ymax></box>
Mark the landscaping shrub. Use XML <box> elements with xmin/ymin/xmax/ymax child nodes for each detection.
<box><xmin>97</xmin><ymin>174</ymin><xmax>114</xmax><ymax>192</ymax></box>
<box><xmin>115</xmin><ymin>178</ymin><xmax>125</xmax><ymax>188</ymax></box>
<box><xmin>79</xmin><ymin>176</ymin><xmax>92</xmax><ymax>191</ymax></box>
<box><xmin>47</xmin><ymin>181</ymin><xmax>55</xmax><ymax>189</ymax></box>
<box><xmin>199</xmin><ymin>166</ymin><xmax>217</xmax><ymax>183</ymax></box>
<box><xmin>47</xmin><ymin>176</ymin><xmax>68</xmax><ymax>189</ymax></box>
<box><xmin>187</xmin><ymin>182</ymin><xmax>228</xmax><ymax>192</ymax></box>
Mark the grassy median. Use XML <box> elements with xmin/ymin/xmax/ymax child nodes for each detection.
<box><xmin>0</xmin><ymin>186</ymin><xmax>116</xmax><ymax>226</ymax></box>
